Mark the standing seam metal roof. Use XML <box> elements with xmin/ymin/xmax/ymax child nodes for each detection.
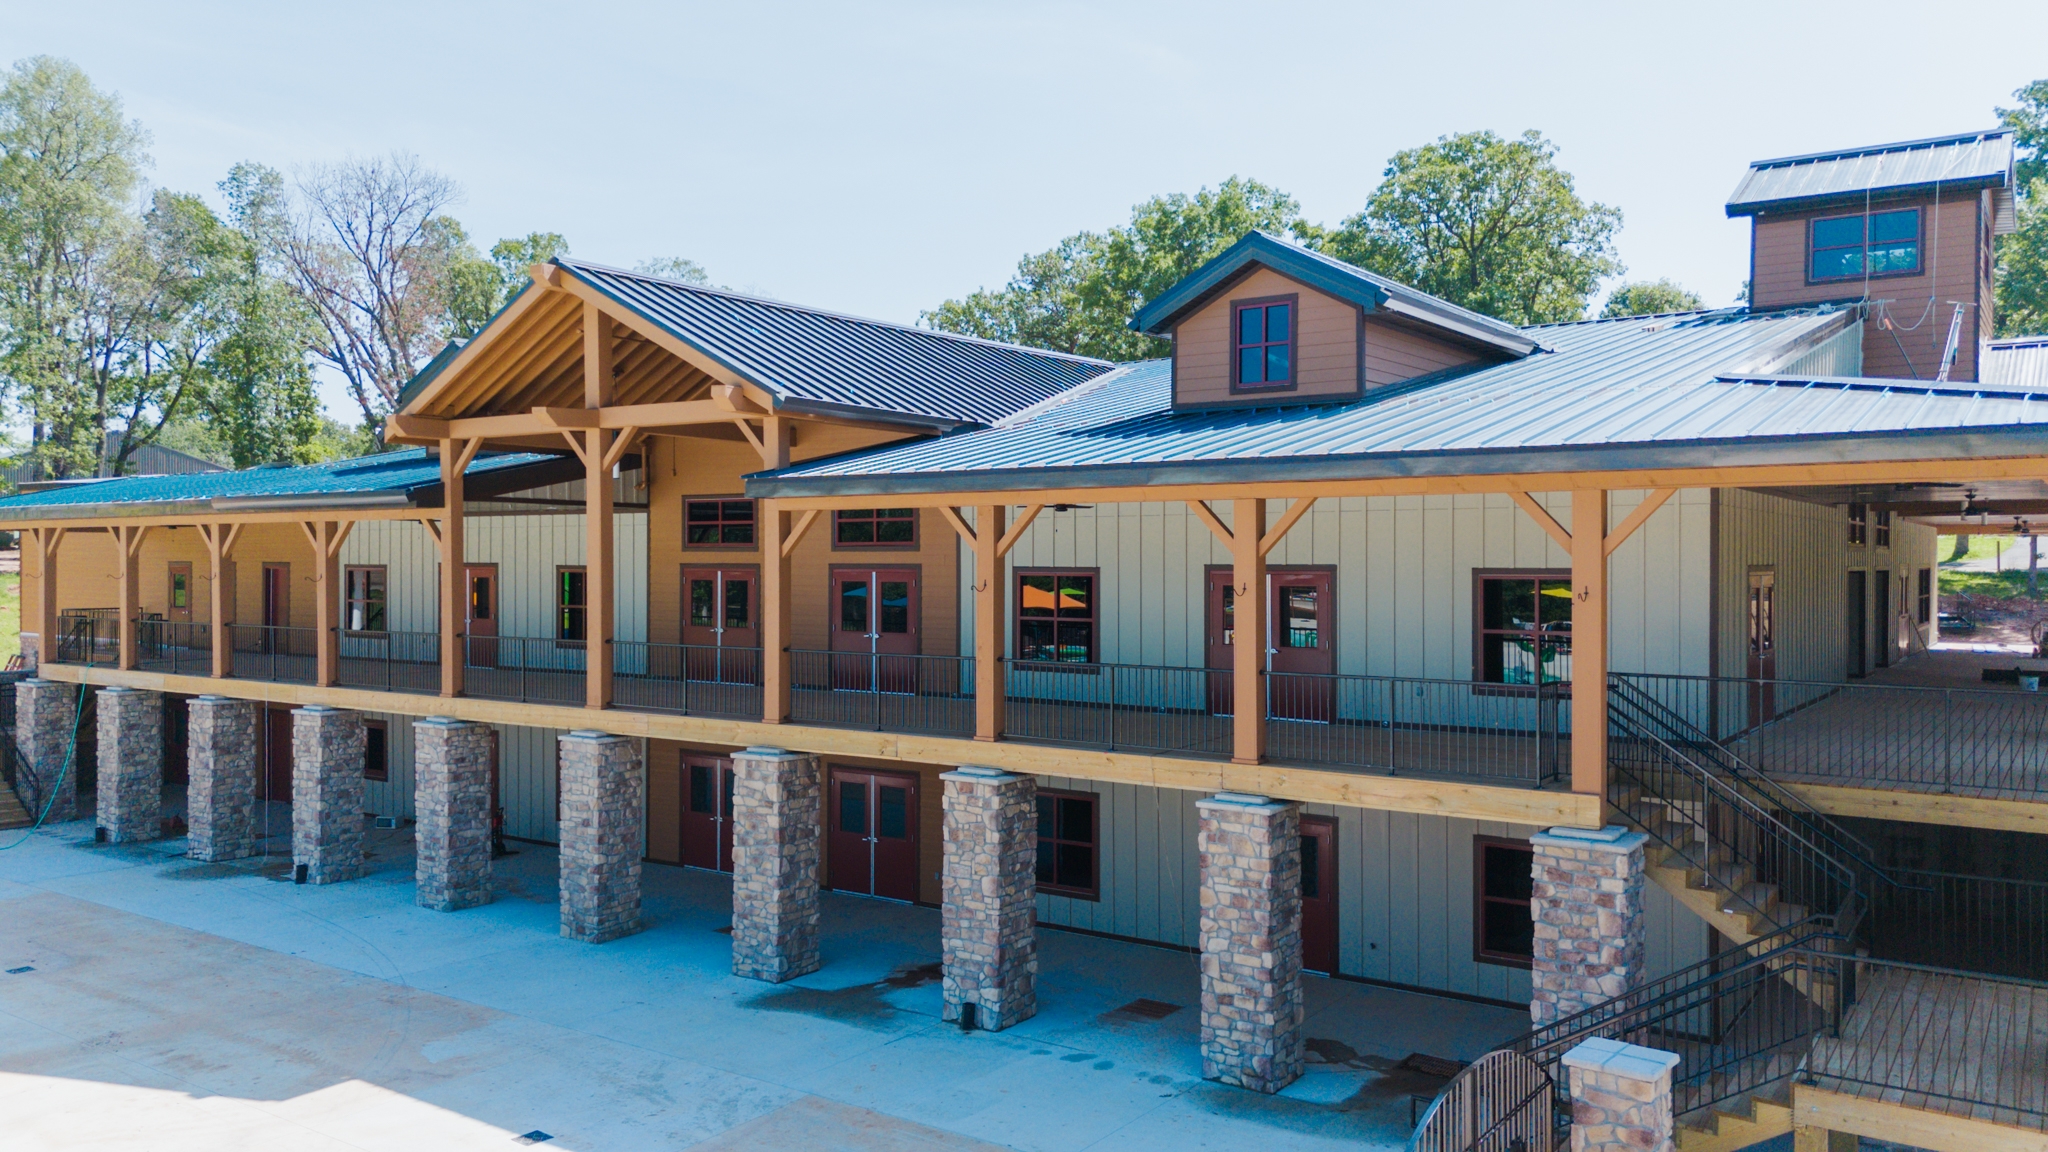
<box><xmin>1726</xmin><ymin>130</ymin><xmax>2013</xmax><ymax>215</ymax></box>
<box><xmin>0</xmin><ymin>448</ymin><xmax>555</xmax><ymax>513</ymax></box>
<box><xmin>1982</xmin><ymin>338</ymin><xmax>2048</xmax><ymax>391</ymax></box>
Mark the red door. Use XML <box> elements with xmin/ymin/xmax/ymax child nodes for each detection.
<box><xmin>829</xmin><ymin>569</ymin><xmax>920</xmax><ymax>692</ymax></box>
<box><xmin>1205</xmin><ymin>567</ymin><xmax>1236</xmax><ymax>716</ymax></box>
<box><xmin>828</xmin><ymin>766</ymin><xmax>919</xmax><ymax>901</ymax></box>
<box><xmin>1269</xmin><ymin>571</ymin><xmax>1335</xmax><ymax>722</ymax></box>
<box><xmin>262</xmin><ymin>563</ymin><xmax>290</xmax><ymax>653</ymax></box>
<box><xmin>682</xmin><ymin>566</ymin><xmax>760</xmax><ymax>684</ymax></box>
<box><xmin>1300</xmin><ymin>815</ymin><xmax>1338</xmax><ymax>974</ymax></box>
<box><xmin>167</xmin><ymin>562</ymin><xmax>193</xmax><ymax>624</ymax></box>
<box><xmin>679</xmin><ymin>754</ymin><xmax>736</xmax><ymax>872</ymax></box>
<box><xmin>1746</xmin><ymin>570</ymin><xmax>1776</xmax><ymax>724</ymax></box>
<box><xmin>262</xmin><ymin>705</ymin><xmax>293</xmax><ymax>804</ymax></box>
<box><xmin>465</xmin><ymin>563</ymin><xmax>498</xmax><ymax>666</ymax></box>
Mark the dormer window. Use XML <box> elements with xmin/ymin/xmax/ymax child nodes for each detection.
<box><xmin>1810</xmin><ymin>209</ymin><xmax>1920</xmax><ymax>282</ymax></box>
<box><xmin>1233</xmin><ymin>296</ymin><xmax>1294</xmax><ymax>390</ymax></box>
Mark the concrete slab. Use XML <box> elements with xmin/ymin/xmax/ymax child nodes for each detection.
<box><xmin>0</xmin><ymin>814</ymin><xmax>1526</xmax><ymax>1150</ymax></box>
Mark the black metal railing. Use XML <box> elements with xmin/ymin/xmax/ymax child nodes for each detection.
<box><xmin>134</xmin><ymin>619</ymin><xmax>211</xmax><ymax>675</ymax></box>
<box><xmin>226</xmin><ymin>624</ymin><xmax>318</xmax><ymax>684</ymax></box>
<box><xmin>789</xmin><ymin>650</ymin><xmax>973</xmax><ymax>738</ymax></box>
<box><xmin>1408</xmin><ymin>1048</ymin><xmax>1555</xmax><ymax>1152</ymax></box>
<box><xmin>1865</xmin><ymin>869</ymin><xmax>2048</xmax><ymax>980</ymax></box>
<box><xmin>335</xmin><ymin>630</ymin><xmax>441</xmax><ymax>694</ymax></box>
<box><xmin>613</xmin><ymin>641</ymin><xmax>763</xmax><ymax>719</ymax></box>
<box><xmin>1615</xmin><ymin>671</ymin><xmax>2048</xmax><ymax>800</ymax></box>
<box><xmin>1270</xmin><ymin>672</ymin><xmax>1565</xmax><ymax>786</ymax></box>
<box><xmin>1003</xmin><ymin>660</ymin><xmax>1226</xmax><ymax>756</ymax></box>
<box><xmin>52</xmin><ymin>608</ymin><xmax>119</xmax><ymax>663</ymax></box>
<box><xmin>461</xmin><ymin>635</ymin><xmax>587</xmax><ymax>705</ymax></box>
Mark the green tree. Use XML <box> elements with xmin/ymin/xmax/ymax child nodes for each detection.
<box><xmin>635</xmin><ymin>255</ymin><xmax>711</xmax><ymax>285</ymax></box>
<box><xmin>921</xmin><ymin>236</ymin><xmax>1095</xmax><ymax>354</ymax></box>
<box><xmin>2000</xmin><ymin>80</ymin><xmax>2048</xmax><ymax>188</ymax></box>
<box><xmin>1324</xmin><ymin>130</ymin><xmax>1623</xmax><ymax>325</ymax></box>
<box><xmin>1600</xmin><ymin>278</ymin><xmax>1705</xmax><ymax>318</ymax></box>
<box><xmin>200</xmin><ymin>163</ymin><xmax>324</xmax><ymax>466</ymax></box>
<box><xmin>1998</xmin><ymin>81</ymin><xmax>2048</xmax><ymax>337</ymax></box>
<box><xmin>446</xmin><ymin>230</ymin><xmax>569</xmax><ymax>339</ymax></box>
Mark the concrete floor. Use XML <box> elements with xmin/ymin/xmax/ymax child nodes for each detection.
<box><xmin>0</xmin><ymin>811</ymin><xmax>1524</xmax><ymax>1151</ymax></box>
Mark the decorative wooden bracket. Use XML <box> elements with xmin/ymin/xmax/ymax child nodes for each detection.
<box><xmin>938</xmin><ymin>504</ymin><xmax>1044</xmax><ymax>559</ymax></box>
<box><xmin>1258</xmin><ymin>498</ymin><xmax>1317</xmax><ymax>557</ymax></box>
<box><xmin>1511</xmin><ymin>491</ymin><xmax>1574</xmax><ymax>551</ymax></box>
<box><xmin>418</xmin><ymin>517</ymin><xmax>443</xmax><ymax>545</ymax></box>
<box><xmin>1187</xmin><ymin>499</ymin><xmax>1234</xmax><ymax>547</ymax></box>
<box><xmin>1510</xmin><ymin>489</ymin><xmax>1676</xmax><ymax>556</ymax></box>
<box><xmin>781</xmin><ymin>508</ymin><xmax>820</xmax><ymax>558</ymax></box>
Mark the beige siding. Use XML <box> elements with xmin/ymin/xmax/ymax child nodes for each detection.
<box><xmin>1363</xmin><ymin>318</ymin><xmax>1485</xmax><ymax>386</ymax></box>
<box><xmin>1173</xmin><ymin>267</ymin><xmax>1359</xmax><ymax>408</ymax></box>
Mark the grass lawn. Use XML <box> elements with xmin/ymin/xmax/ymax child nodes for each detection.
<box><xmin>1938</xmin><ymin>534</ymin><xmax>2020</xmax><ymax>566</ymax></box>
<box><xmin>1941</xmin><ymin>568</ymin><xmax>2048</xmax><ymax>600</ymax></box>
<box><xmin>0</xmin><ymin>571</ymin><xmax>16</xmax><ymax>664</ymax></box>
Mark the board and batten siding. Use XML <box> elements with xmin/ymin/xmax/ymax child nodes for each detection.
<box><xmin>357</xmin><ymin>710</ymin><xmax>636</xmax><ymax>846</ymax></box>
<box><xmin>1033</xmin><ymin>777</ymin><xmax>1707</xmax><ymax>1003</ymax></box>
<box><xmin>964</xmin><ymin>491</ymin><xmax>1710</xmax><ymax>680</ymax></box>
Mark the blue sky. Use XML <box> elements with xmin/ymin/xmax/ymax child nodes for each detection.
<box><xmin>6</xmin><ymin>0</ymin><xmax>2046</xmax><ymax>421</ymax></box>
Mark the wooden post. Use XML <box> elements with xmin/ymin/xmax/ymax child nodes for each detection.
<box><xmin>307</xmin><ymin>521</ymin><xmax>343</xmax><ymax>687</ymax></box>
<box><xmin>27</xmin><ymin>527</ymin><xmax>59</xmax><ymax>667</ymax></box>
<box><xmin>1231</xmin><ymin>498</ymin><xmax>1267</xmax><ymax>766</ymax></box>
<box><xmin>204</xmin><ymin>523</ymin><xmax>238</xmax><ymax>678</ymax></box>
<box><xmin>115</xmin><ymin>525</ymin><xmax>148</xmax><ymax>670</ymax></box>
<box><xmin>761</xmin><ymin>499</ymin><xmax>791</xmax><ymax>723</ymax></box>
<box><xmin>975</xmin><ymin>504</ymin><xmax>1006</xmax><ymax>742</ymax></box>
<box><xmin>1570</xmin><ymin>489</ymin><xmax>1608</xmax><ymax>797</ymax></box>
<box><xmin>437</xmin><ymin>439</ymin><xmax>470</xmax><ymax>698</ymax></box>
<box><xmin>584</xmin><ymin>301</ymin><xmax>615</xmax><ymax>711</ymax></box>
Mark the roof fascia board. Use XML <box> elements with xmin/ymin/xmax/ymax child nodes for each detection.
<box><xmin>397</xmin><ymin>279</ymin><xmax>555</xmax><ymax>413</ymax></box>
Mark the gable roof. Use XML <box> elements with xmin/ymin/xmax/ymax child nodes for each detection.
<box><xmin>748</xmin><ymin>306</ymin><xmax>2048</xmax><ymax>496</ymax></box>
<box><xmin>398</xmin><ymin>259</ymin><xmax>1117</xmax><ymax>431</ymax></box>
<box><xmin>1128</xmin><ymin>231</ymin><xmax>1542</xmax><ymax>359</ymax></box>
<box><xmin>1726</xmin><ymin>129</ymin><xmax>2015</xmax><ymax>221</ymax></box>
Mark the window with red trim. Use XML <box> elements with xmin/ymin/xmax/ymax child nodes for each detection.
<box><xmin>1036</xmin><ymin>789</ymin><xmax>1098</xmax><ymax>898</ymax></box>
<box><xmin>1233</xmin><ymin>298</ymin><xmax>1293</xmax><ymax>388</ymax></box>
<box><xmin>834</xmin><ymin>508</ymin><xmax>916</xmax><ymax>547</ymax></box>
<box><xmin>686</xmin><ymin>499</ymin><xmax>755</xmax><ymax>547</ymax></box>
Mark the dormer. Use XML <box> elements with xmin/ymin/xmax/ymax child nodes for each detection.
<box><xmin>1727</xmin><ymin>130</ymin><xmax>2017</xmax><ymax>383</ymax></box>
<box><xmin>1130</xmin><ymin>232</ymin><xmax>1539</xmax><ymax>412</ymax></box>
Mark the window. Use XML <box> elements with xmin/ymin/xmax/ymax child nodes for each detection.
<box><xmin>1036</xmin><ymin>789</ymin><xmax>1098</xmax><ymax>898</ymax></box>
<box><xmin>1233</xmin><ymin>296</ymin><xmax>1294</xmax><ymax>389</ymax></box>
<box><xmin>170</xmin><ymin>569</ymin><xmax>190</xmax><ymax>611</ymax></box>
<box><xmin>1016</xmin><ymin>569</ymin><xmax>1096</xmax><ymax>664</ymax></box>
<box><xmin>834</xmin><ymin>508</ymin><xmax>916</xmax><ymax>547</ymax></box>
<box><xmin>1810</xmin><ymin>208</ymin><xmax>1920</xmax><ymax>282</ymax></box>
<box><xmin>1475</xmin><ymin>837</ymin><xmax>1534</xmax><ymax>967</ymax></box>
<box><xmin>1874</xmin><ymin>508</ymin><xmax>1893</xmax><ymax>548</ymax></box>
<box><xmin>685</xmin><ymin>499</ymin><xmax>755</xmax><ymax>547</ymax></box>
<box><xmin>1847</xmin><ymin>502</ymin><xmax>1867</xmax><ymax>546</ymax></box>
<box><xmin>1474</xmin><ymin>572</ymin><xmax>1572</xmax><ymax>685</ymax></box>
<box><xmin>1917</xmin><ymin>568</ymin><xmax>1932</xmax><ymax>624</ymax></box>
<box><xmin>557</xmin><ymin>566</ymin><xmax>587</xmax><ymax>643</ymax></box>
<box><xmin>363</xmin><ymin>720</ymin><xmax>388</xmax><ymax>782</ymax></box>
<box><xmin>344</xmin><ymin>566</ymin><xmax>387</xmax><ymax>633</ymax></box>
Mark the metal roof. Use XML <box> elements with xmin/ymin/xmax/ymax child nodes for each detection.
<box><xmin>749</xmin><ymin>307</ymin><xmax>2048</xmax><ymax>496</ymax></box>
<box><xmin>0</xmin><ymin>448</ymin><xmax>568</xmax><ymax>521</ymax></box>
<box><xmin>1129</xmin><ymin>231</ymin><xmax>1540</xmax><ymax>358</ymax></box>
<box><xmin>535</xmin><ymin>260</ymin><xmax>1115</xmax><ymax>429</ymax></box>
<box><xmin>1727</xmin><ymin>130</ymin><xmax>2013</xmax><ymax>216</ymax></box>
<box><xmin>1983</xmin><ymin>338</ymin><xmax>2048</xmax><ymax>392</ymax></box>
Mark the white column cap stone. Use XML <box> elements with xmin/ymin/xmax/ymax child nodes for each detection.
<box><xmin>1561</xmin><ymin>1037</ymin><xmax>1681</xmax><ymax>1079</ymax></box>
<box><xmin>1531</xmin><ymin>825</ymin><xmax>1647</xmax><ymax>853</ymax></box>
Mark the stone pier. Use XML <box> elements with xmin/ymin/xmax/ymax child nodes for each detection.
<box><xmin>1530</xmin><ymin>825</ymin><xmax>1650</xmax><ymax>1026</ymax></box>
<box><xmin>730</xmin><ymin>747</ymin><xmax>822</xmax><ymax>983</ymax></box>
<box><xmin>13</xmin><ymin>679</ymin><xmax>78</xmax><ymax>824</ymax></box>
<box><xmin>558</xmin><ymin>730</ymin><xmax>643</xmax><ymax>943</ymax></box>
<box><xmin>186</xmin><ymin>696</ymin><xmax>258</xmax><ymax>862</ymax></box>
<box><xmin>94</xmin><ymin>687</ymin><xmax>163</xmax><ymax>843</ymax></box>
<box><xmin>413</xmin><ymin>717</ymin><xmax>494</xmax><ymax>912</ymax></box>
<box><xmin>1197</xmin><ymin>792</ymin><xmax>1305</xmax><ymax>1094</ymax></box>
<box><xmin>940</xmin><ymin>766</ymin><xmax>1037</xmax><ymax>1030</ymax></box>
<box><xmin>291</xmin><ymin>706</ymin><xmax>366</xmax><ymax>885</ymax></box>
<box><xmin>1562</xmin><ymin>1037</ymin><xmax>1680</xmax><ymax>1152</ymax></box>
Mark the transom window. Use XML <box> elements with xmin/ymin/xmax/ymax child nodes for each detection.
<box><xmin>1017</xmin><ymin>570</ymin><xmax>1096</xmax><ymax>663</ymax></box>
<box><xmin>1810</xmin><ymin>208</ymin><xmax>1920</xmax><ymax>282</ymax></box>
<box><xmin>1475</xmin><ymin>837</ymin><xmax>1535</xmax><ymax>967</ymax></box>
<box><xmin>835</xmin><ymin>508</ymin><xmax>916</xmax><ymax>547</ymax></box>
<box><xmin>1036</xmin><ymin>789</ymin><xmax>1099</xmax><ymax>898</ymax></box>
<box><xmin>686</xmin><ymin>499</ymin><xmax>755</xmax><ymax>547</ymax></box>
<box><xmin>557</xmin><ymin>566</ymin><xmax>587</xmax><ymax>643</ymax></box>
<box><xmin>1233</xmin><ymin>297</ymin><xmax>1294</xmax><ymax>389</ymax></box>
<box><xmin>344</xmin><ymin>566</ymin><xmax>387</xmax><ymax>633</ymax></box>
<box><xmin>1475</xmin><ymin>572</ymin><xmax>1572</xmax><ymax>685</ymax></box>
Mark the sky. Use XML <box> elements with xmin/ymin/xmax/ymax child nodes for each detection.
<box><xmin>5</xmin><ymin>0</ymin><xmax>2046</xmax><ymax>422</ymax></box>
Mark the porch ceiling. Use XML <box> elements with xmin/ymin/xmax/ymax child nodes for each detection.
<box><xmin>1752</xmin><ymin>479</ymin><xmax>2048</xmax><ymax>528</ymax></box>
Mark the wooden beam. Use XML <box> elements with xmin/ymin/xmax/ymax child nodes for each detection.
<box><xmin>418</xmin><ymin>517</ymin><xmax>442</xmax><ymax>545</ymax></box>
<box><xmin>326</xmin><ymin>519</ymin><xmax>355</xmax><ymax>559</ymax></box>
<box><xmin>1794</xmin><ymin>1085</ymin><xmax>2048</xmax><ymax>1152</ymax></box>
<box><xmin>1186</xmin><ymin>499</ymin><xmax>1235</xmax><ymax>546</ymax></box>
<box><xmin>1604</xmin><ymin>488</ymin><xmax>1677</xmax><ymax>557</ymax></box>
<box><xmin>1511</xmin><ymin>491</ymin><xmax>1574</xmax><ymax>552</ymax></box>
<box><xmin>1569</xmin><ymin>489</ymin><xmax>1607</xmax><ymax>801</ymax></box>
<box><xmin>601</xmin><ymin>427</ymin><xmax>643</xmax><ymax>471</ymax></box>
<box><xmin>974</xmin><ymin>504</ymin><xmax>1006</xmax><ymax>742</ymax></box>
<box><xmin>304</xmin><ymin>520</ymin><xmax>342</xmax><ymax>687</ymax></box>
<box><xmin>559</xmin><ymin>430</ymin><xmax>591</xmax><ymax>467</ymax></box>
<box><xmin>1786</xmin><ymin>781</ymin><xmax>2048</xmax><ymax>835</ymax></box>
<box><xmin>392</xmin><ymin>270</ymin><xmax>560</xmax><ymax>416</ymax></box>
<box><xmin>994</xmin><ymin>504</ymin><xmax>1043</xmax><ymax>558</ymax></box>
<box><xmin>712</xmin><ymin>383</ymin><xmax>770</xmax><ymax>415</ymax></box>
<box><xmin>935</xmin><ymin>505</ymin><xmax>977</xmax><ymax>549</ymax></box>
<box><xmin>1232</xmin><ymin>498</ymin><xmax>1266</xmax><ymax>766</ymax></box>
<box><xmin>781</xmin><ymin>508</ymin><xmax>820</xmax><ymax>559</ymax></box>
<box><xmin>583</xmin><ymin>302</ymin><xmax>614</xmax><ymax>410</ymax></box>
<box><xmin>1258</xmin><ymin>497</ymin><xmax>1318</xmax><ymax>557</ymax></box>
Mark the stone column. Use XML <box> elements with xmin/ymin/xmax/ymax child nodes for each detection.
<box><xmin>940</xmin><ymin>766</ymin><xmax>1037</xmax><ymax>1030</ymax></box>
<box><xmin>558</xmin><ymin>730</ymin><xmax>643</xmax><ymax>943</ymax></box>
<box><xmin>186</xmin><ymin>696</ymin><xmax>257</xmax><ymax>862</ymax></box>
<box><xmin>1562</xmin><ymin>1037</ymin><xmax>1680</xmax><ymax>1152</ymax></box>
<box><xmin>730</xmin><ymin>746</ymin><xmax>822</xmax><ymax>982</ymax></box>
<box><xmin>94</xmin><ymin>687</ymin><xmax>163</xmax><ymax>843</ymax></box>
<box><xmin>1197</xmin><ymin>792</ymin><xmax>1305</xmax><ymax>1094</ymax></box>
<box><xmin>291</xmin><ymin>706</ymin><xmax>366</xmax><ymax>885</ymax></box>
<box><xmin>14</xmin><ymin>679</ymin><xmax>78</xmax><ymax>823</ymax></box>
<box><xmin>1530</xmin><ymin>825</ymin><xmax>1650</xmax><ymax>1026</ymax></box>
<box><xmin>413</xmin><ymin>717</ymin><xmax>494</xmax><ymax>911</ymax></box>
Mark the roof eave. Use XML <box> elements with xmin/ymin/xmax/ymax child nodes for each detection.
<box><xmin>1725</xmin><ymin>174</ymin><xmax>2011</xmax><ymax>218</ymax></box>
<box><xmin>1130</xmin><ymin>233</ymin><xmax>1388</xmax><ymax>335</ymax></box>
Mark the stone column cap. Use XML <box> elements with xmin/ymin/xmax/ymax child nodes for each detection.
<box><xmin>1196</xmin><ymin>792</ymin><xmax>1291</xmax><ymax>815</ymax></box>
<box><xmin>1531</xmin><ymin>825</ymin><xmax>1647</xmax><ymax>853</ymax></box>
<box><xmin>294</xmin><ymin>704</ymin><xmax>347</xmax><ymax>715</ymax></box>
<box><xmin>99</xmin><ymin>685</ymin><xmax>143</xmax><ymax>695</ymax></box>
<box><xmin>1561</xmin><ymin>1037</ymin><xmax>1680</xmax><ymax>1078</ymax></box>
<box><xmin>195</xmin><ymin>694</ymin><xmax>243</xmax><ymax>704</ymax></box>
<box><xmin>563</xmin><ymin>728</ymin><xmax>628</xmax><ymax>741</ymax></box>
<box><xmin>417</xmin><ymin>715</ymin><xmax>475</xmax><ymax>728</ymax></box>
<box><xmin>735</xmin><ymin>746</ymin><xmax>811</xmax><ymax>760</ymax></box>
<box><xmin>941</xmin><ymin>765</ymin><xmax>1019</xmax><ymax>783</ymax></box>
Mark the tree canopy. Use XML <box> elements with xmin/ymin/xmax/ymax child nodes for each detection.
<box><xmin>1600</xmin><ymin>279</ymin><xmax>1705</xmax><ymax>319</ymax></box>
<box><xmin>1998</xmin><ymin>80</ymin><xmax>2048</xmax><ymax>338</ymax></box>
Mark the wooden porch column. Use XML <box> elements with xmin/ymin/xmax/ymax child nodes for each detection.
<box><xmin>26</xmin><ymin>527</ymin><xmax>63</xmax><ymax>667</ymax></box>
<box><xmin>300</xmin><ymin>519</ymin><xmax>354</xmax><ymax>688</ymax></box>
<box><xmin>1569</xmin><ymin>489</ymin><xmax>1609</xmax><ymax>797</ymax></box>
<box><xmin>761</xmin><ymin>499</ymin><xmax>792</xmax><ymax>723</ymax></box>
<box><xmin>202</xmin><ymin>522</ymin><xmax>241</xmax><ymax>678</ymax></box>
<box><xmin>1231</xmin><ymin>499</ymin><xmax>1268</xmax><ymax>766</ymax></box>
<box><xmin>584</xmin><ymin>300</ymin><xmax>615</xmax><ymax>711</ymax></box>
<box><xmin>436</xmin><ymin>438</ymin><xmax>477</xmax><ymax>698</ymax></box>
<box><xmin>974</xmin><ymin>504</ymin><xmax>1007</xmax><ymax>741</ymax></box>
<box><xmin>114</xmin><ymin>525</ymin><xmax>149</xmax><ymax>670</ymax></box>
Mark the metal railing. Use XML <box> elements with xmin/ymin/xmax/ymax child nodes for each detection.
<box><xmin>52</xmin><ymin>609</ymin><xmax>119</xmax><ymax>663</ymax></box>
<box><xmin>1615</xmin><ymin>671</ymin><xmax>2048</xmax><ymax>799</ymax></box>
<box><xmin>1270</xmin><ymin>672</ymin><xmax>1565</xmax><ymax>786</ymax></box>
<box><xmin>335</xmin><ymin>629</ymin><xmax>441</xmax><ymax>694</ymax></box>
<box><xmin>461</xmin><ymin>635</ymin><xmax>587</xmax><ymax>705</ymax></box>
<box><xmin>134</xmin><ymin>619</ymin><xmax>211</xmax><ymax>675</ymax></box>
<box><xmin>613</xmin><ymin>641</ymin><xmax>762</xmax><ymax>719</ymax></box>
<box><xmin>226</xmin><ymin>624</ymin><xmax>318</xmax><ymax>684</ymax></box>
<box><xmin>1407</xmin><ymin>1049</ymin><xmax>1554</xmax><ymax>1152</ymax></box>
<box><xmin>1865</xmin><ymin>868</ymin><xmax>2048</xmax><ymax>980</ymax></box>
<box><xmin>1003</xmin><ymin>660</ymin><xmax>1226</xmax><ymax>756</ymax></box>
<box><xmin>789</xmin><ymin>650</ymin><xmax>973</xmax><ymax>738</ymax></box>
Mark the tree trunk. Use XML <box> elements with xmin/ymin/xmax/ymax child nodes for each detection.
<box><xmin>1950</xmin><ymin>534</ymin><xmax>1971</xmax><ymax>561</ymax></box>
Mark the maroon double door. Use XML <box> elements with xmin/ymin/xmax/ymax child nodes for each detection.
<box><xmin>678</xmin><ymin>753</ymin><xmax>737</xmax><ymax>872</ymax></box>
<box><xmin>827</xmin><ymin>766</ymin><xmax>920</xmax><ymax>902</ymax></box>
<box><xmin>1204</xmin><ymin>567</ymin><xmax>1336</xmax><ymax>721</ymax></box>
